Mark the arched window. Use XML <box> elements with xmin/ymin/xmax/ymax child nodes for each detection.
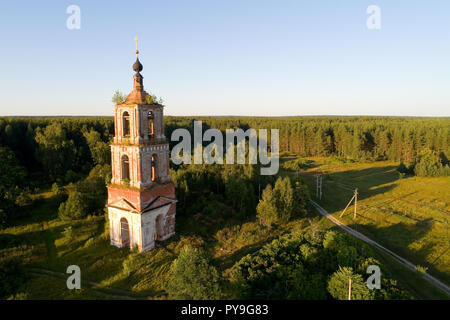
<box><xmin>151</xmin><ymin>154</ymin><xmax>157</xmax><ymax>181</ymax></box>
<box><xmin>123</xmin><ymin>111</ymin><xmax>130</xmax><ymax>137</ymax></box>
<box><xmin>147</xmin><ymin>111</ymin><xmax>154</xmax><ymax>138</ymax></box>
<box><xmin>121</xmin><ymin>155</ymin><xmax>130</xmax><ymax>181</ymax></box>
<box><xmin>120</xmin><ymin>217</ymin><xmax>130</xmax><ymax>248</ymax></box>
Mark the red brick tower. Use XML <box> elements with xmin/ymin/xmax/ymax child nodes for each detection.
<box><xmin>107</xmin><ymin>43</ymin><xmax>176</xmax><ymax>252</ymax></box>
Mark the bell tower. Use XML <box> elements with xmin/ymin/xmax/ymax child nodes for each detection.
<box><xmin>107</xmin><ymin>39</ymin><xmax>177</xmax><ymax>252</ymax></box>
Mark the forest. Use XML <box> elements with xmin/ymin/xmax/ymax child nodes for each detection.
<box><xmin>1</xmin><ymin>116</ymin><xmax>448</xmax><ymax>219</ymax></box>
<box><xmin>1</xmin><ymin>115</ymin><xmax>449</xmax><ymax>181</ymax></box>
<box><xmin>0</xmin><ymin>116</ymin><xmax>449</xmax><ymax>300</ymax></box>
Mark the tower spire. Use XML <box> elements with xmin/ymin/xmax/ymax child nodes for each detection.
<box><xmin>132</xmin><ymin>36</ymin><xmax>143</xmax><ymax>74</ymax></box>
<box><xmin>135</xmin><ymin>36</ymin><xmax>139</xmax><ymax>56</ymax></box>
<box><xmin>125</xmin><ymin>37</ymin><xmax>147</xmax><ymax>104</ymax></box>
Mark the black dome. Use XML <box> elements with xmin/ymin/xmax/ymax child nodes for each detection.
<box><xmin>133</xmin><ymin>58</ymin><xmax>143</xmax><ymax>73</ymax></box>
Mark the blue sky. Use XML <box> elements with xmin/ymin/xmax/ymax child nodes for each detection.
<box><xmin>0</xmin><ymin>1</ymin><xmax>449</xmax><ymax>116</ymax></box>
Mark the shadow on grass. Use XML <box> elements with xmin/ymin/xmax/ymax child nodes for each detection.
<box><xmin>304</xmin><ymin>166</ymin><xmax>401</xmax><ymax>221</ymax></box>
<box><xmin>7</xmin><ymin>195</ymin><xmax>62</xmax><ymax>229</ymax></box>
<box><xmin>42</xmin><ymin>229</ymin><xmax>58</xmax><ymax>267</ymax></box>
<box><xmin>323</xmin><ymin>165</ymin><xmax>399</xmax><ymax>199</ymax></box>
<box><xmin>345</xmin><ymin>219</ymin><xmax>450</xmax><ymax>285</ymax></box>
<box><xmin>0</xmin><ymin>233</ymin><xmax>25</xmax><ymax>249</ymax></box>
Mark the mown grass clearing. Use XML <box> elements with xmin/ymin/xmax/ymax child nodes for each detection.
<box><xmin>295</xmin><ymin>157</ymin><xmax>449</xmax><ymax>285</ymax></box>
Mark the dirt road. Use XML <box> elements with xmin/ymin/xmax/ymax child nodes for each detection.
<box><xmin>311</xmin><ymin>201</ymin><xmax>450</xmax><ymax>297</ymax></box>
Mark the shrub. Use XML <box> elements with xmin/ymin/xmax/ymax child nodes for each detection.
<box><xmin>58</xmin><ymin>174</ymin><xmax>107</xmax><ymax>220</ymax></box>
<box><xmin>166</xmin><ymin>246</ymin><xmax>221</xmax><ymax>300</ymax></box>
<box><xmin>282</xmin><ymin>157</ymin><xmax>314</xmax><ymax>172</ymax></box>
<box><xmin>327</xmin><ymin>266</ymin><xmax>372</xmax><ymax>300</ymax></box>
<box><xmin>215</xmin><ymin>223</ymin><xmax>268</xmax><ymax>251</ymax></box>
<box><xmin>15</xmin><ymin>192</ymin><xmax>32</xmax><ymax>207</ymax></box>
<box><xmin>415</xmin><ymin>265</ymin><xmax>428</xmax><ymax>275</ymax></box>
<box><xmin>51</xmin><ymin>182</ymin><xmax>66</xmax><ymax>199</ymax></box>
<box><xmin>327</xmin><ymin>156</ymin><xmax>355</xmax><ymax>165</ymax></box>
<box><xmin>7</xmin><ymin>292</ymin><xmax>28</xmax><ymax>300</ymax></box>
<box><xmin>58</xmin><ymin>191</ymin><xmax>89</xmax><ymax>220</ymax></box>
<box><xmin>88</xmin><ymin>164</ymin><xmax>112</xmax><ymax>185</ymax></box>
<box><xmin>64</xmin><ymin>170</ymin><xmax>81</xmax><ymax>184</ymax></box>
<box><xmin>229</xmin><ymin>231</ymin><xmax>329</xmax><ymax>299</ymax></box>
<box><xmin>75</xmin><ymin>176</ymin><xmax>108</xmax><ymax>215</ymax></box>
<box><xmin>412</xmin><ymin>149</ymin><xmax>450</xmax><ymax>177</ymax></box>
<box><xmin>112</xmin><ymin>90</ymin><xmax>126</xmax><ymax>105</ymax></box>
<box><xmin>52</xmin><ymin>182</ymin><xmax>61</xmax><ymax>194</ymax></box>
<box><xmin>174</xmin><ymin>236</ymin><xmax>205</xmax><ymax>253</ymax></box>
<box><xmin>62</xmin><ymin>226</ymin><xmax>73</xmax><ymax>240</ymax></box>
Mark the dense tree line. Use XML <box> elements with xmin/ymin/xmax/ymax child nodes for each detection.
<box><xmin>165</xmin><ymin>116</ymin><xmax>449</xmax><ymax>164</ymax></box>
<box><xmin>398</xmin><ymin>148</ymin><xmax>450</xmax><ymax>177</ymax></box>
<box><xmin>0</xmin><ymin>117</ymin><xmax>112</xmax><ymax>184</ymax></box>
<box><xmin>167</xmin><ymin>116</ymin><xmax>449</xmax><ymax>177</ymax></box>
<box><xmin>1</xmin><ymin>116</ymin><xmax>448</xmax><ymax>182</ymax></box>
<box><xmin>171</xmin><ymin>163</ymin><xmax>275</xmax><ymax>218</ymax></box>
<box><xmin>0</xmin><ymin>117</ymin><xmax>112</xmax><ymax>226</ymax></box>
<box><xmin>0</xmin><ymin>115</ymin><xmax>448</xmax><ymax>226</ymax></box>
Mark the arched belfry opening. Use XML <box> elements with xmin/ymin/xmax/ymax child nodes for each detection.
<box><xmin>151</xmin><ymin>154</ymin><xmax>157</xmax><ymax>181</ymax></box>
<box><xmin>123</xmin><ymin>111</ymin><xmax>130</xmax><ymax>137</ymax></box>
<box><xmin>148</xmin><ymin>111</ymin><xmax>154</xmax><ymax>139</ymax></box>
<box><xmin>121</xmin><ymin>155</ymin><xmax>130</xmax><ymax>181</ymax></box>
<box><xmin>120</xmin><ymin>217</ymin><xmax>130</xmax><ymax>248</ymax></box>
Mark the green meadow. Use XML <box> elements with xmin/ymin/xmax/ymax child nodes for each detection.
<box><xmin>295</xmin><ymin>158</ymin><xmax>449</xmax><ymax>285</ymax></box>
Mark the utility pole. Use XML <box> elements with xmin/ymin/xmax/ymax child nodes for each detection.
<box><xmin>316</xmin><ymin>175</ymin><xmax>323</xmax><ymax>200</ymax></box>
<box><xmin>348</xmin><ymin>278</ymin><xmax>352</xmax><ymax>300</ymax></box>
<box><xmin>315</xmin><ymin>176</ymin><xmax>318</xmax><ymax>198</ymax></box>
<box><xmin>340</xmin><ymin>188</ymin><xmax>358</xmax><ymax>218</ymax></box>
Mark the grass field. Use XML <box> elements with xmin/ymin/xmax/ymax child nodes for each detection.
<box><xmin>294</xmin><ymin>157</ymin><xmax>450</xmax><ymax>287</ymax></box>
<box><xmin>2</xmin><ymin>158</ymin><xmax>449</xmax><ymax>299</ymax></box>
<box><xmin>0</xmin><ymin>188</ymin><xmax>310</xmax><ymax>299</ymax></box>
